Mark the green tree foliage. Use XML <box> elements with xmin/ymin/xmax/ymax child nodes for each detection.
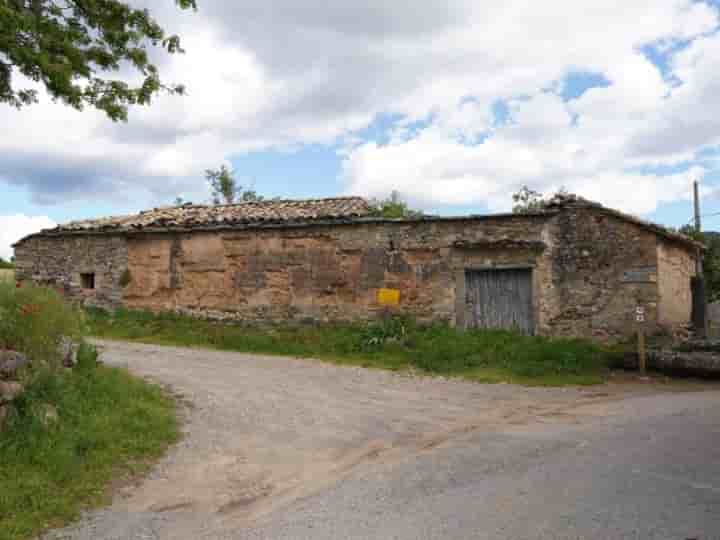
<box><xmin>512</xmin><ymin>186</ymin><xmax>570</xmax><ymax>213</ymax></box>
<box><xmin>205</xmin><ymin>165</ymin><xmax>263</xmax><ymax>205</ymax></box>
<box><xmin>0</xmin><ymin>0</ymin><xmax>197</xmax><ymax>121</ymax></box>
<box><xmin>678</xmin><ymin>225</ymin><xmax>720</xmax><ymax>302</ymax></box>
<box><xmin>512</xmin><ymin>186</ymin><xmax>544</xmax><ymax>213</ymax></box>
<box><xmin>369</xmin><ymin>191</ymin><xmax>423</xmax><ymax>218</ymax></box>
<box><xmin>206</xmin><ymin>165</ymin><xmax>236</xmax><ymax>205</ymax></box>
<box><xmin>0</xmin><ymin>257</ymin><xmax>14</xmax><ymax>269</ymax></box>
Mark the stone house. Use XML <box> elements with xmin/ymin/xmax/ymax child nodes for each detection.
<box><xmin>13</xmin><ymin>195</ymin><xmax>701</xmax><ymax>342</ymax></box>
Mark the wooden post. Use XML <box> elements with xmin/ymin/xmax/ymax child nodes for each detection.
<box><xmin>638</xmin><ymin>327</ymin><xmax>646</xmax><ymax>377</ymax></box>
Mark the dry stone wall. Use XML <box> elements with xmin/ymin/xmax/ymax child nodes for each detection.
<box><xmin>14</xmin><ymin>235</ymin><xmax>128</xmax><ymax>310</ymax></box>
<box><xmin>123</xmin><ymin>216</ymin><xmax>551</xmax><ymax>328</ymax></box>
<box><xmin>546</xmin><ymin>206</ymin><xmax>665</xmax><ymax>342</ymax></box>
<box><xmin>0</xmin><ymin>351</ymin><xmax>28</xmax><ymax>430</ymax></box>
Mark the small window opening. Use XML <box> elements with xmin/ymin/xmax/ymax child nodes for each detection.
<box><xmin>81</xmin><ymin>273</ymin><xmax>95</xmax><ymax>290</ymax></box>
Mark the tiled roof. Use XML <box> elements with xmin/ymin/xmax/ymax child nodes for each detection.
<box><xmin>42</xmin><ymin>197</ymin><xmax>372</xmax><ymax>234</ymax></box>
<box><xmin>16</xmin><ymin>193</ymin><xmax>701</xmax><ymax>252</ymax></box>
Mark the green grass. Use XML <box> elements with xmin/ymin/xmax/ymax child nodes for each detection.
<box><xmin>0</xmin><ymin>281</ymin><xmax>84</xmax><ymax>369</ymax></box>
<box><xmin>0</xmin><ymin>346</ymin><xmax>179</xmax><ymax>540</ymax></box>
<box><xmin>0</xmin><ymin>269</ymin><xmax>13</xmax><ymax>282</ymax></box>
<box><xmin>87</xmin><ymin>309</ymin><xmax>621</xmax><ymax>387</ymax></box>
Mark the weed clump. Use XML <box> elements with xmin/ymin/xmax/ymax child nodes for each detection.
<box><xmin>0</xmin><ymin>281</ymin><xmax>84</xmax><ymax>371</ymax></box>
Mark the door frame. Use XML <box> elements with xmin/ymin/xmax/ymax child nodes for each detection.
<box><xmin>455</xmin><ymin>264</ymin><xmax>537</xmax><ymax>333</ymax></box>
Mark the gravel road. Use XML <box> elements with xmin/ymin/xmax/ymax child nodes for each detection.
<box><xmin>44</xmin><ymin>340</ymin><xmax>720</xmax><ymax>540</ymax></box>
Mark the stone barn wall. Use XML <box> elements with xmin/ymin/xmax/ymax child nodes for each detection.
<box><xmin>14</xmin><ymin>235</ymin><xmax>128</xmax><ymax>310</ymax></box>
<box><xmin>12</xmin><ymin>205</ymin><xmax>699</xmax><ymax>343</ymax></box>
<box><xmin>122</xmin><ymin>215</ymin><xmax>554</xmax><ymax>329</ymax></box>
<box><xmin>656</xmin><ymin>241</ymin><xmax>696</xmax><ymax>330</ymax></box>
<box><xmin>545</xmin><ymin>206</ymin><xmax>664</xmax><ymax>342</ymax></box>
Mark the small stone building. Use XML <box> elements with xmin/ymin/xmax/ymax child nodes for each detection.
<box><xmin>13</xmin><ymin>195</ymin><xmax>701</xmax><ymax>342</ymax></box>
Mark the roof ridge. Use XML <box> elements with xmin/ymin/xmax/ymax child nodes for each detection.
<box><xmin>196</xmin><ymin>196</ymin><xmax>368</xmax><ymax>209</ymax></box>
<box><xmin>544</xmin><ymin>193</ymin><xmax>702</xmax><ymax>249</ymax></box>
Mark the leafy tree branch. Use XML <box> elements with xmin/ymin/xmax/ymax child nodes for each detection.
<box><xmin>0</xmin><ymin>0</ymin><xmax>197</xmax><ymax>121</ymax></box>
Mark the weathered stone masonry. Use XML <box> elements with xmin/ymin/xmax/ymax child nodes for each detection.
<box><xmin>14</xmin><ymin>234</ymin><xmax>128</xmax><ymax>309</ymax></box>
<box><xmin>13</xmin><ymin>197</ymin><xmax>700</xmax><ymax>343</ymax></box>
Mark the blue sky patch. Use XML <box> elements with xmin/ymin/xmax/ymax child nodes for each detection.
<box><xmin>560</xmin><ymin>71</ymin><xmax>611</xmax><ymax>101</ymax></box>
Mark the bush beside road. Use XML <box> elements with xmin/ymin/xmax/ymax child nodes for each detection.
<box><xmin>0</xmin><ymin>283</ymin><xmax>179</xmax><ymax>540</ymax></box>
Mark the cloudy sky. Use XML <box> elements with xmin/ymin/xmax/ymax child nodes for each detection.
<box><xmin>2</xmin><ymin>0</ymin><xmax>720</xmax><ymax>259</ymax></box>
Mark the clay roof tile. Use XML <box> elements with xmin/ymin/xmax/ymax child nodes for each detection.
<box><xmin>45</xmin><ymin>197</ymin><xmax>372</xmax><ymax>234</ymax></box>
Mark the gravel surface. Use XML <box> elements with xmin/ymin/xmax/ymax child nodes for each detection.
<box><xmin>43</xmin><ymin>340</ymin><xmax>720</xmax><ymax>540</ymax></box>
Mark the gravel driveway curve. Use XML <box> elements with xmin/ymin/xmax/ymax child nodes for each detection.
<box><xmin>42</xmin><ymin>340</ymin><xmax>704</xmax><ymax>540</ymax></box>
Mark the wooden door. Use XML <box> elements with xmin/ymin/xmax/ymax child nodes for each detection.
<box><xmin>466</xmin><ymin>269</ymin><xmax>534</xmax><ymax>334</ymax></box>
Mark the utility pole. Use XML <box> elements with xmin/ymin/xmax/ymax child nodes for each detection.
<box><xmin>694</xmin><ymin>179</ymin><xmax>703</xmax><ymax>276</ymax></box>
<box><xmin>694</xmin><ymin>180</ymin><xmax>702</xmax><ymax>233</ymax></box>
<box><xmin>692</xmin><ymin>180</ymin><xmax>707</xmax><ymax>338</ymax></box>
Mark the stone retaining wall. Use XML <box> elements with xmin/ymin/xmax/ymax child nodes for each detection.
<box><xmin>647</xmin><ymin>349</ymin><xmax>720</xmax><ymax>376</ymax></box>
<box><xmin>0</xmin><ymin>351</ymin><xmax>28</xmax><ymax>430</ymax></box>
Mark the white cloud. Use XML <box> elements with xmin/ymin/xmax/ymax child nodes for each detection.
<box><xmin>0</xmin><ymin>215</ymin><xmax>56</xmax><ymax>261</ymax></box>
<box><xmin>1</xmin><ymin>0</ymin><xmax>719</xmax><ymax>218</ymax></box>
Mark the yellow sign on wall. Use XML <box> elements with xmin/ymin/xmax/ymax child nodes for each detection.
<box><xmin>378</xmin><ymin>288</ymin><xmax>400</xmax><ymax>306</ymax></box>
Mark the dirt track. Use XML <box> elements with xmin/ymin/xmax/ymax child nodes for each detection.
<box><xmin>44</xmin><ymin>340</ymin><xmax>712</xmax><ymax>539</ymax></box>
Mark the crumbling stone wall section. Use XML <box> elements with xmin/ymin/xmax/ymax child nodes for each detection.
<box><xmin>123</xmin><ymin>215</ymin><xmax>551</xmax><ymax>327</ymax></box>
<box><xmin>656</xmin><ymin>240</ymin><xmax>696</xmax><ymax>330</ymax></box>
<box><xmin>14</xmin><ymin>235</ymin><xmax>128</xmax><ymax>310</ymax></box>
<box><xmin>546</xmin><ymin>205</ymin><xmax>662</xmax><ymax>342</ymax></box>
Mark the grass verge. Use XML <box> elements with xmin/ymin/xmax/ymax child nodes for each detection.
<box><xmin>87</xmin><ymin>308</ymin><xmax>622</xmax><ymax>386</ymax></box>
<box><xmin>0</xmin><ymin>269</ymin><xmax>13</xmax><ymax>282</ymax></box>
<box><xmin>0</xmin><ymin>347</ymin><xmax>179</xmax><ymax>540</ymax></box>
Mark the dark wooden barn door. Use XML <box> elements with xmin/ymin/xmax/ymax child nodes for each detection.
<box><xmin>466</xmin><ymin>269</ymin><xmax>534</xmax><ymax>335</ymax></box>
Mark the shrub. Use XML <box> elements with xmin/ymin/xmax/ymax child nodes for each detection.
<box><xmin>359</xmin><ymin>316</ymin><xmax>412</xmax><ymax>350</ymax></box>
<box><xmin>0</xmin><ymin>282</ymin><xmax>84</xmax><ymax>371</ymax></box>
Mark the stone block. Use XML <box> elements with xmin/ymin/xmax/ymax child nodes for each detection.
<box><xmin>0</xmin><ymin>351</ymin><xmax>29</xmax><ymax>379</ymax></box>
<box><xmin>0</xmin><ymin>381</ymin><xmax>23</xmax><ymax>403</ymax></box>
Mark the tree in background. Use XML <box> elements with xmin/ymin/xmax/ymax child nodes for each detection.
<box><xmin>512</xmin><ymin>185</ymin><xmax>570</xmax><ymax>213</ymax></box>
<box><xmin>205</xmin><ymin>165</ymin><xmax>263</xmax><ymax>205</ymax></box>
<box><xmin>0</xmin><ymin>257</ymin><xmax>13</xmax><ymax>269</ymax></box>
<box><xmin>679</xmin><ymin>225</ymin><xmax>720</xmax><ymax>302</ymax></box>
<box><xmin>512</xmin><ymin>186</ymin><xmax>544</xmax><ymax>213</ymax></box>
<box><xmin>206</xmin><ymin>165</ymin><xmax>236</xmax><ymax>205</ymax></box>
<box><xmin>370</xmin><ymin>190</ymin><xmax>423</xmax><ymax>218</ymax></box>
<box><xmin>1</xmin><ymin>0</ymin><xmax>196</xmax><ymax>121</ymax></box>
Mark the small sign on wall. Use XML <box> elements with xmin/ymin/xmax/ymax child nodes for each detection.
<box><xmin>622</xmin><ymin>267</ymin><xmax>658</xmax><ymax>283</ymax></box>
<box><xmin>378</xmin><ymin>288</ymin><xmax>401</xmax><ymax>306</ymax></box>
